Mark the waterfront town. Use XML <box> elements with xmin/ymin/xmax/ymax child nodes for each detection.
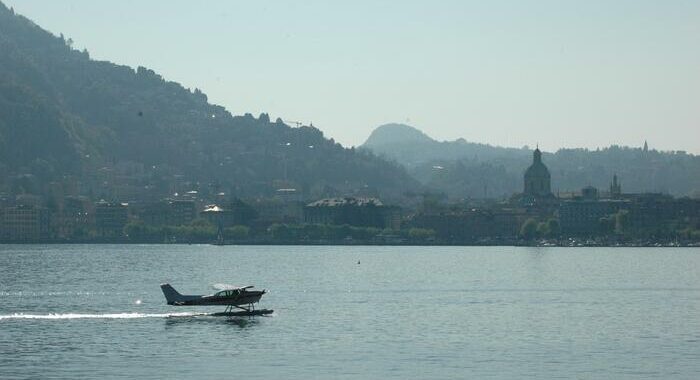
<box><xmin>1</xmin><ymin>149</ymin><xmax>699</xmax><ymax>246</ymax></box>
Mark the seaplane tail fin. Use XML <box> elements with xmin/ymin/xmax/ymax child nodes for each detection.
<box><xmin>160</xmin><ymin>283</ymin><xmax>184</xmax><ymax>304</ymax></box>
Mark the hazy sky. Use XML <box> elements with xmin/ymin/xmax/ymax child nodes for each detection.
<box><xmin>6</xmin><ymin>0</ymin><xmax>700</xmax><ymax>153</ymax></box>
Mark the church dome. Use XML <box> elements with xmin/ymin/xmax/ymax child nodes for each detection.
<box><xmin>523</xmin><ymin>148</ymin><xmax>551</xmax><ymax>196</ymax></box>
<box><xmin>524</xmin><ymin>150</ymin><xmax>550</xmax><ymax>178</ymax></box>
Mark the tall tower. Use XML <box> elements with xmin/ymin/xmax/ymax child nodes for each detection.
<box><xmin>523</xmin><ymin>148</ymin><xmax>551</xmax><ymax>196</ymax></box>
<box><xmin>610</xmin><ymin>174</ymin><xmax>621</xmax><ymax>198</ymax></box>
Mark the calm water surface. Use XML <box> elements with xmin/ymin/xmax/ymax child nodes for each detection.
<box><xmin>1</xmin><ymin>245</ymin><xmax>699</xmax><ymax>379</ymax></box>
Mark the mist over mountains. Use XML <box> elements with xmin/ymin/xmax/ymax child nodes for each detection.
<box><xmin>1</xmin><ymin>1</ymin><xmax>698</xmax><ymax>206</ymax></box>
<box><xmin>362</xmin><ymin>124</ymin><xmax>700</xmax><ymax>199</ymax></box>
<box><xmin>0</xmin><ymin>3</ymin><xmax>417</xmax><ymax>202</ymax></box>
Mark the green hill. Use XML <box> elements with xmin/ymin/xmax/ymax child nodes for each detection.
<box><xmin>362</xmin><ymin>124</ymin><xmax>529</xmax><ymax>168</ymax></box>
<box><xmin>0</xmin><ymin>3</ymin><xmax>418</xmax><ymax>201</ymax></box>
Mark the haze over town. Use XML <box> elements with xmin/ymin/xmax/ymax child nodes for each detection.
<box><xmin>2</xmin><ymin>3</ymin><xmax>700</xmax><ymax>379</ymax></box>
<box><xmin>1</xmin><ymin>0</ymin><xmax>698</xmax><ymax>246</ymax></box>
<box><xmin>6</xmin><ymin>0</ymin><xmax>700</xmax><ymax>153</ymax></box>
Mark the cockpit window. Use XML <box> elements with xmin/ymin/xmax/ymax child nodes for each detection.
<box><xmin>216</xmin><ymin>289</ymin><xmax>240</xmax><ymax>298</ymax></box>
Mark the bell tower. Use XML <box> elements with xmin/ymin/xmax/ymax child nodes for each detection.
<box><xmin>610</xmin><ymin>174</ymin><xmax>621</xmax><ymax>198</ymax></box>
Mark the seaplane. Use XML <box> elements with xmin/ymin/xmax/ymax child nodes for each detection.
<box><xmin>160</xmin><ymin>283</ymin><xmax>273</xmax><ymax>317</ymax></box>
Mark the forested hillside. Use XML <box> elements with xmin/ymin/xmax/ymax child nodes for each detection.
<box><xmin>0</xmin><ymin>3</ymin><xmax>418</xmax><ymax>201</ymax></box>
<box><xmin>363</xmin><ymin>124</ymin><xmax>700</xmax><ymax>199</ymax></box>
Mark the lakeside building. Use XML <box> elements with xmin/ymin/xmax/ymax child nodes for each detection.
<box><xmin>0</xmin><ymin>205</ymin><xmax>50</xmax><ymax>241</ymax></box>
<box><xmin>95</xmin><ymin>200</ymin><xmax>129</xmax><ymax>237</ymax></box>
<box><xmin>0</xmin><ymin>145</ymin><xmax>697</xmax><ymax>243</ymax></box>
<box><xmin>200</xmin><ymin>199</ymin><xmax>258</xmax><ymax>229</ymax></box>
<box><xmin>275</xmin><ymin>188</ymin><xmax>302</xmax><ymax>202</ymax></box>
<box><xmin>251</xmin><ymin>199</ymin><xmax>304</xmax><ymax>227</ymax></box>
<box><xmin>560</xmin><ymin>182</ymin><xmax>622</xmax><ymax>235</ymax></box>
<box><xmin>560</xmin><ymin>198</ymin><xmax>628</xmax><ymax>235</ymax></box>
<box><xmin>560</xmin><ymin>177</ymin><xmax>700</xmax><ymax>236</ymax></box>
<box><xmin>409</xmin><ymin>207</ymin><xmax>525</xmax><ymax>241</ymax></box>
<box><xmin>169</xmin><ymin>200</ymin><xmax>197</xmax><ymax>225</ymax></box>
<box><xmin>303</xmin><ymin>197</ymin><xmax>401</xmax><ymax>229</ymax></box>
<box><xmin>136</xmin><ymin>199</ymin><xmax>196</xmax><ymax>226</ymax></box>
<box><xmin>674</xmin><ymin>197</ymin><xmax>700</xmax><ymax>223</ymax></box>
<box><xmin>623</xmin><ymin>193</ymin><xmax>680</xmax><ymax>232</ymax></box>
<box><xmin>53</xmin><ymin>196</ymin><xmax>93</xmax><ymax>240</ymax></box>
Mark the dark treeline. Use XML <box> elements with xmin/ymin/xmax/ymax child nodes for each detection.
<box><xmin>121</xmin><ymin>219</ymin><xmax>437</xmax><ymax>245</ymax></box>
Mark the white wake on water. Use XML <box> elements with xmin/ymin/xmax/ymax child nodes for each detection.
<box><xmin>0</xmin><ymin>312</ymin><xmax>205</xmax><ymax>320</ymax></box>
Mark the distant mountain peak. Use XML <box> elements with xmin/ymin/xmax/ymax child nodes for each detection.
<box><xmin>362</xmin><ymin>123</ymin><xmax>436</xmax><ymax>147</ymax></box>
<box><xmin>360</xmin><ymin>122</ymin><xmax>699</xmax><ymax>198</ymax></box>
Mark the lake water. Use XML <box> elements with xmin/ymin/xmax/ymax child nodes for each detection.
<box><xmin>1</xmin><ymin>245</ymin><xmax>699</xmax><ymax>379</ymax></box>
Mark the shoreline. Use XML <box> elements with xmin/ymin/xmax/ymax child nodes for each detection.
<box><xmin>1</xmin><ymin>240</ymin><xmax>699</xmax><ymax>248</ymax></box>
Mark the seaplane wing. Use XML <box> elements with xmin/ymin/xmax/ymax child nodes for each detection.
<box><xmin>212</xmin><ymin>283</ymin><xmax>255</xmax><ymax>291</ymax></box>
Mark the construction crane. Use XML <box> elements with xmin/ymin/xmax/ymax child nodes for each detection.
<box><xmin>283</xmin><ymin>120</ymin><xmax>303</xmax><ymax>127</ymax></box>
<box><xmin>283</xmin><ymin>120</ymin><xmax>314</xmax><ymax>128</ymax></box>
